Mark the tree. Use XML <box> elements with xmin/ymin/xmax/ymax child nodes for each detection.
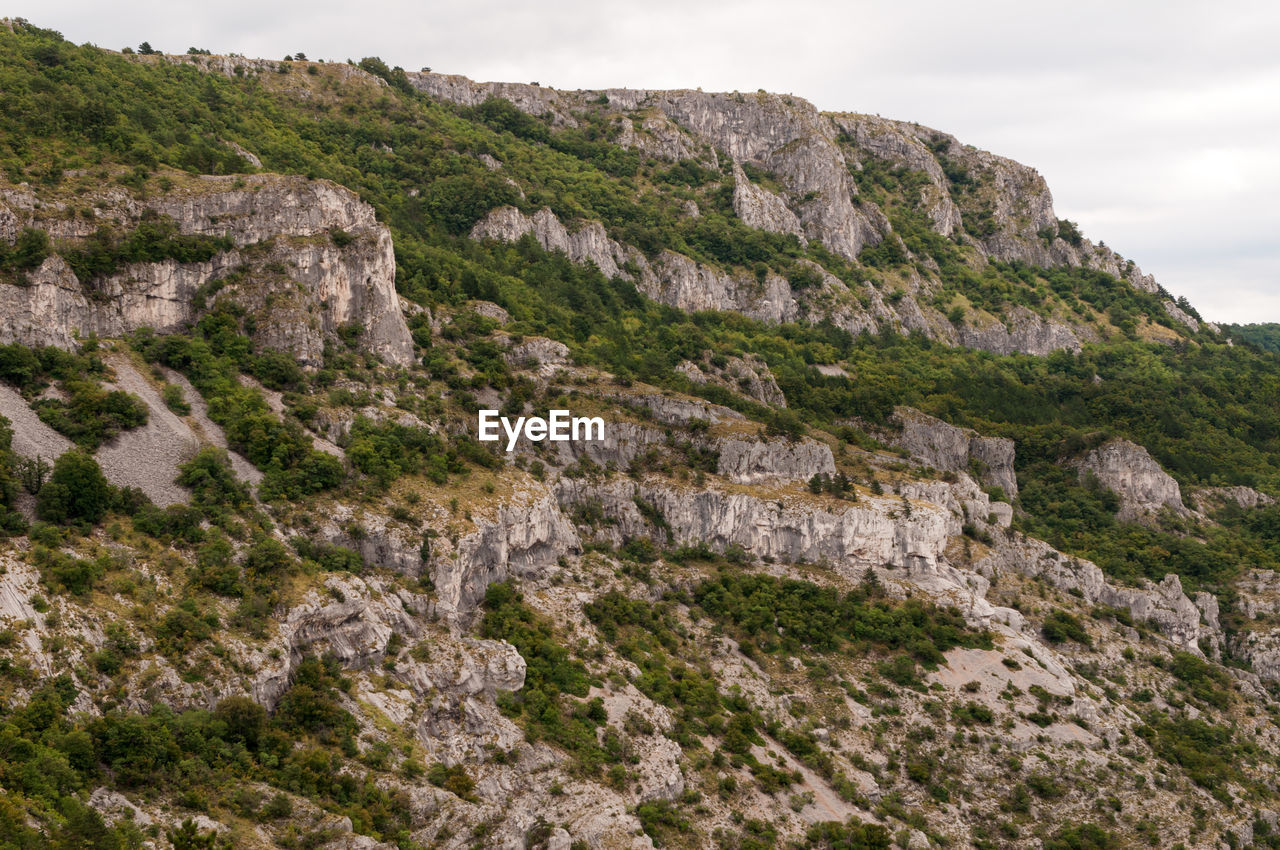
<box><xmin>37</xmin><ymin>450</ymin><xmax>111</xmax><ymax>524</ymax></box>
<box><xmin>137</xmin><ymin>41</ymin><xmax>157</xmax><ymax>55</ymax></box>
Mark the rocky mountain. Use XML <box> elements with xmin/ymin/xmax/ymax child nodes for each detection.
<box><xmin>1</xmin><ymin>19</ymin><xmax>1280</xmax><ymax>850</ymax></box>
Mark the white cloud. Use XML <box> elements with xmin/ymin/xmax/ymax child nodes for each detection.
<box><xmin>10</xmin><ymin>0</ymin><xmax>1280</xmax><ymax>322</ymax></box>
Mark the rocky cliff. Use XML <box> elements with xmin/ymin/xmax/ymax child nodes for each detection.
<box><xmin>429</xmin><ymin>73</ymin><xmax>1211</xmax><ymax>354</ymax></box>
<box><xmin>0</xmin><ymin>175</ymin><xmax>413</xmax><ymax>366</ymax></box>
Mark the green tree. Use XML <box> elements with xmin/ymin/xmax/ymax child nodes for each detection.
<box><xmin>36</xmin><ymin>450</ymin><xmax>111</xmax><ymax>525</ymax></box>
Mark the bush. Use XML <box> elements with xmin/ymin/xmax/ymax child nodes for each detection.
<box><xmin>1041</xmin><ymin>609</ymin><xmax>1090</xmax><ymax>646</ymax></box>
<box><xmin>37</xmin><ymin>450</ymin><xmax>112</xmax><ymax>525</ymax></box>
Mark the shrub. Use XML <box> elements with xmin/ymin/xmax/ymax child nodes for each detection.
<box><xmin>37</xmin><ymin>450</ymin><xmax>112</xmax><ymax>524</ymax></box>
<box><xmin>1041</xmin><ymin>609</ymin><xmax>1090</xmax><ymax>646</ymax></box>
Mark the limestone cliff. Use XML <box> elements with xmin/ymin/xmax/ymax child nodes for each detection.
<box><xmin>424</xmin><ymin>72</ymin><xmax>1207</xmax><ymax>355</ymax></box>
<box><xmin>1073</xmin><ymin>438</ymin><xmax>1192</xmax><ymax>522</ymax></box>
<box><xmin>0</xmin><ymin>175</ymin><xmax>413</xmax><ymax>366</ymax></box>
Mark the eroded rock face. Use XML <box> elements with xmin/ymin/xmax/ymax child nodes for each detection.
<box><xmin>1191</xmin><ymin>485</ymin><xmax>1276</xmax><ymax>515</ymax></box>
<box><xmin>732</xmin><ymin>161</ymin><xmax>805</xmax><ymax>242</ymax></box>
<box><xmin>1073</xmin><ymin>439</ymin><xmax>1190</xmax><ymax>522</ymax></box>
<box><xmin>957</xmin><ymin>307</ymin><xmax>1090</xmax><ymax>357</ymax></box>
<box><xmin>892</xmin><ymin>408</ymin><xmax>1018</xmax><ymax>497</ymax></box>
<box><xmin>428</xmin><ymin>74</ymin><xmax>1213</xmax><ymax>356</ymax></box>
<box><xmin>675</xmin><ymin>352</ymin><xmax>786</xmax><ymax>407</ymax></box>
<box><xmin>558</xmin><ymin>478</ymin><xmax>956</xmax><ymax>570</ymax></box>
<box><xmin>0</xmin><ymin>176</ymin><xmax>413</xmax><ymax>366</ymax></box>
<box><xmin>975</xmin><ymin>538</ymin><xmax>1217</xmax><ymax>653</ymax></box>
<box><xmin>715</xmin><ymin>436</ymin><xmax>835</xmax><ymax>485</ymax></box>
<box><xmin>433</xmin><ymin>493</ymin><xmax>581</xmax><ymax>616</ymax></box>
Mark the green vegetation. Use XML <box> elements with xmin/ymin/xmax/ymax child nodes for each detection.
<box><xmin>478</xmin><ymin>583</ymin><xmax>612</xmax><ymax>773</ymax></box>
<box><xmin>129</xmin><ymin>312</ymin><xmax>344</xmax><ymax>500</ymax></box>
<box><xmin>0</xmin><ymin>666</ymin><xmax>421</xmax><ymax>849</ymax></box>
<box><xmin>59</xmin><ymin>211</ymin><xmax>233</xmax><ymax>282</ymax></box>
<box><xmin>35</xmin><ymin>449</ymin><xmax>111</xmax><ymax>524</ymax></box>
<box><xmin>0</xmin><ymin>343</ymin><xmax>147</xmax><ymax>449</ymax></box>
<box><xmin>692</xmin><ymin>572</ymin><xmax>992</xmax><ymax>664</ymax></box>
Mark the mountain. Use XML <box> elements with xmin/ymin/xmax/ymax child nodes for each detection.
<box><xmin>2</xmin><ymin>18</ymin><xmax>1280</xmax><ymax>850</ymax></box>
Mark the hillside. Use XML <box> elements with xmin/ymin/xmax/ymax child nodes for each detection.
<box><xmin>2</xmin><ymin>18</ymin><xmax>1280</xmax><ymax>850</ymax></box>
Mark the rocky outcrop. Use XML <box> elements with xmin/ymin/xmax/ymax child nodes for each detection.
<box><xmin>832</xmin><ymin>114</ymin><xmax>963</xmax><ymax>237</ymax></box>
<box><xmin>1073</xmin><ymin>439</ymin><xmax>1191</xmax><ymax>522</ymax></box>
<box><xmin>1231</xmin><ymin>630</ymin><xmax>1280</xmax><ymax>683</ymax></box>
<box><xmin>470</xmin><ymin>205</ymin><xmax>803</xmax><ymax>325</ymax></box>
<box><xmin>504</xmin><ymin>335</ymin><xmax>570</xmax><ymax>370</ymax></box>
<box><xmin>1233</xmin><ymin>569</ymin><xmax>1280</xmax><ymax>620</ymax></box>
<box><xmin>976</xmin><ymin>538</ymin><xmax>1218</xmax><ymax>653</ymax></box>
<box><xmin>249</xmin><ymin>574</ymin><xmax>425</xmax><ymax>709</ymax></box>
<box><xmin>545</xmin><ymin>421</ymin><xmax>668</xmax><ymax>471</ymax></box>
<box><xmin>0</xmin><ymin>176</ymin><xmax>413</xmax><ymax>366</ymax></box>
<box><xmin>676</xmin><ymin>352</ymin><xmax>786</xmax><ymax>407</ymax></box>
<box><xmin>557</xmin><ymin>477</ymin><xmax>956</xmax><ymax>570</ymax></box>
<box><xmin>418</xmin><ymin>73</ymin><xmax>1214</xmax><ymax>359</ymax></box>
<box><xmin>433</xmin><ymin>493</ymin><xmax>581</xmax><ymax>616</ymax></box>
<box><xmin>1162</xmin><ymin>299</ymin><xmax>1201</xmax><ymax>332</ymax></box>
<box><xmin>1191</xmin><ymin>485</ymin><xmax>1276</xmax><ymax>515</ymax></box>
<box><xmin>470</xmin><ymin>206</ymin><xmax>638</xmax><ymax>280</ymax></box>
<box><xmin>732</xmin><ymin>161</ymin><xmax>805</xmax><ymax>243</ymax></box>
<box><xmin>956</xmin><ymin>307</ymin><xmax>1090</xmax><ymax>356</ymax></box>
<box><xmin>891</xmin><ymin>407</ymin><xmax>1018</xmax><ymax>497</ymax></box>
<box><xmin>715</xmin><ymin>436</ymin><xmax>836</xmax><ymax>484</ymax></box>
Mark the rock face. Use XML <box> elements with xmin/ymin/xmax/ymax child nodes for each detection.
<box><xmin>675</xmin><ymin>352</ymin><xmax>787</xmax><ymax>407</ymax></box>
<box><xmin>956</xmin><ymin>307</ymin><xmax>1092</xmax><ymax>357</ymax></box>
<box><xmin>715</xmin><ymin>436</ymin><xmax>836</xmax><ymax>484</ymax></box>
<box><xmin>732</xmin><ymin>161</ymin><xmax>806</xmax><ymax>243</ymax></box>
<box><xmin>1191</xmin><ymin>485</ymin><xmax>1276</xmax><ymax>515</ymax></box>
<box><xmin>891</xmin><ymin>408</ymin><xmax>1018</xmax><ymax>497</ymax></box>
<box><xmin>0</xmin><ymin>176</ymin><xmax>413</xmax><ymax>366</ymax></box>
<box><xmin>558</xmin><ymin>478</ymin><xmax>956</xmax><ymax>571</ymax></box>
<box><xmin>976</xmin><ymin>538</ymin><xmax>1217</xmax><ymax>654</ymax></box>
<box><xmin>426</xmin><ymin>73</ymin><xmax>1208</xmax><ymax>356</ymax></box>
<box><xmin>1074</xmin><ymin>439</ymin><xmax>1190</xmax><ymax>522</ymax></box>
<box><xmin>433</xmin><ymin>493</ymin><xmax>581</xmax><ymax>617</ymax></box>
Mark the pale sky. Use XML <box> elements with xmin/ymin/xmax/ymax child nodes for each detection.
<box><xmin>11</xmin><ymin>0</ymin><xmax>1280</xmax><ymax>323</ymax></box>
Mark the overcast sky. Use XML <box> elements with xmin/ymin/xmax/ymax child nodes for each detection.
<box><xmin>13</xmin><ymin>1</ymin><xmax>1280</xmax><ymax>323</ymax></box>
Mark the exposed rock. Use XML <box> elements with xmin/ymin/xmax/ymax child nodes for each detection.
<box><xmin>1232</xmin><ymin>630</ymin><xmax>1280</xmax><ymax>683</ymax></box>
<box><xmin>675</xmin><ymin>352</ymin><xmax>786</xmax><ymax>407</ymax></box>
<box><xmin>250</xmin><ymin>574</ymin><xmax>423</xmax><ymax>709</ymax></box>
<box><xmin>504</xmin><ymin>335</ymin><xmax>570</xmax><ymax>370</ymax></box>
<box><xmin>470</xmin><ymin>206</ymin><xmax>638</xmax><ymax>280</ymax></box>
<box><xmin>891</xmin><ymin>407</ymin><xmax>1018</xmax><ymax>497</ymax></box>
<box><xmin>1073</xmin><ymin>439</ymin><xmax>1191</xmax><ymax>522</ymax></box>
<box><xmin>316</xmin><ymin>504</ymin><xmax>427</xmax><ymax>577</ymax></box>
<box><xmin>731</xmin><ymin>161</ymin><xmax>805</xmax><ymax>243</ymax></box>
<box><xmin>557</xmin><ymin>477</ymin><xmax>956</xmax><ymax>571</ymax></box>
<box><xmin>465</xmin><ymin>300</ymin><xmax>510</xmax><ymax>325</ymax></box>
<box><xmin>1162</xmin><ymin>299</ymin><xmax>1200</xmax><ymax>332</ymax></box>
<box><xmin>406</xmin><ymin>72</ymin><xmax>577</xmax><ymax>127</ymax></box>
<box><xmin>0</xmin><ymin>176</ymin><xmax>413</xmax><ymax>366</ymax></box>
<box><xmin>653</xmin><ymin>90</ymin><xmax>884</xmax><ymax>260</ymax></box>
<box><xmin>433</xmin><ymin>493</ymin><xmax>581</xmax><ymax>617</ymax></box>
<box><xmin>715</xmin><ymin>436</ymin><xmax>835</xmax><ymax>484</ymax></box>
<box><xmin>609</xmin><ymin>389</ymin><xmax>739</xmax><ymax>426</ymax></box>
<box><xmin>956</xmin><ymin>307</ymin><xmax>1089</xmax><ymax>356</ymax></box>
<box><xmin>1191</xmin><ymin>485</ymin><xmax>1275</xmax><ymax>515</ymax></box>
<box><xmin>832</xmin><ymin>114</ymin><xmax>963</xmax><ymax>237</ymax></box>
<box><xmin>1234</xmin><ymin>569</ymin><xmax>1280</xmax><ymax>619</ymax></box>
<box><xmin>975</xmin><ymin>538</ymin><xmax>1216</xmax><ymax>653</ymax></box>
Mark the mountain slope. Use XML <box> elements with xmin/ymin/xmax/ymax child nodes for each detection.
<box><xmin>1</xmin><ymin>19</ymin><xmax>1280</xmax><ymax>850</ymax></box>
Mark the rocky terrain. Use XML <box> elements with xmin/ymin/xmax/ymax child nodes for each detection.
<box><xmin>1</xmin><ymin>21</ymin><xmax>1279</xmax><ymax>850</ymax></box>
